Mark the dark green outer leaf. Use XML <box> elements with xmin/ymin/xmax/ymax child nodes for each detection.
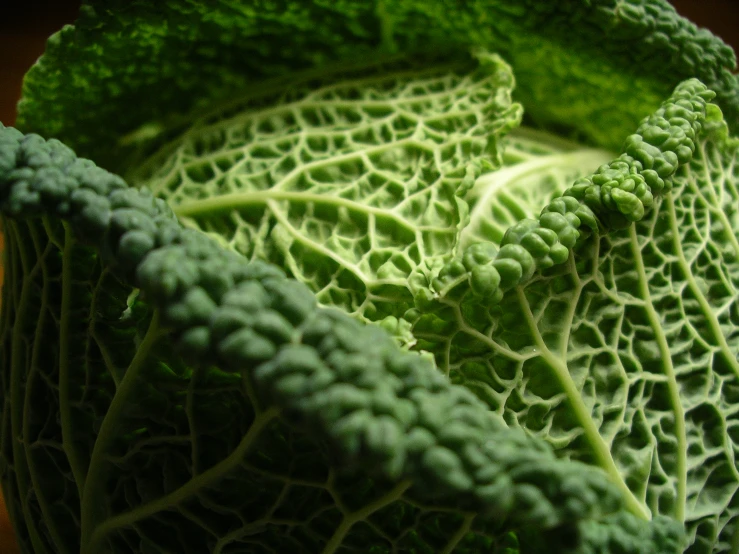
<box><xmin>14</xmin><ymin>0</ymin><xmax>738</xmax><ymax>172</ymax></box>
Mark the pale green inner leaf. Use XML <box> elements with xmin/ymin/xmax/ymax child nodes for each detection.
<box><xmin>131</xmin><ymin>54</ymin><xmax>522</xmax><ymax>332</ymax></box>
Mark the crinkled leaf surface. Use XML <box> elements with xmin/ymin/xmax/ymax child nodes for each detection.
<box><xmin>131</xmin><ymin>54</ymin><xmax>522</xmax><ymax>336</ymax></box>
<box><xmin>412</xmin><ymin>129</ymin><xmax>739</xmax><ymax>553</ymax></box>
<box><xmin>16</xmin><ymin>0</ymin><xmax>738</xmax><ymax>171</ymax></box>
<box><xmin>461</xmin><ymin>129</ymin><xmax>615</xmax><ymax>249</ymax></box>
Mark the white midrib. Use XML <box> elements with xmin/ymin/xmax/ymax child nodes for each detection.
<box><xmin>175</xmin><ymin>188</ymin><xmax>418</xmax><ymax>231</ymax></box>
<box><xmin>175</xmin><ymin>189</ymin><xmax>429</xmax><ymax>290</ymax></box>
<box><xmin>460</xmin><ymin>148</ymin><xmax>613</xmax><ymax>250</ymax></box>
<box><xmin>514</xmin><ymin>286</ymin><xmax>652</xmax><ymax>521</ymax></box>
<box><xmin>664</xmin><ymin>192</ymin><xmax>739</xmax><ymax>380</ymax></box>
<box><xmin>627</xmin><ymin>223</ymin><xmax>687</xmax><ymax>522</ymax></box>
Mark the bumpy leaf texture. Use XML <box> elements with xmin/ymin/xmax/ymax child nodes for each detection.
<box><xmin>128</xmin><ymin>53</ymin><xmax>523</xmax><ymax>340</ymax></box>
<box><xmin>15</xmin><ymin>0</ymin><xmax>738</xmax><ymax>171</ymax></box>
<box><xmin>412</xmin><ymin>119</ymin><xmax>739</xmax><ymax>553</ymax></box>
<box><xmin>2</xmin><ymin>1</ymin><xmax>739</xmax><ymax>553</ymax></box>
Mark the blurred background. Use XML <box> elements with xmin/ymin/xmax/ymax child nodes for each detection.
<box><xmin>0</xmin><ymin>1</ymin><xmax>737</xmax><ymax>553</ymax></box>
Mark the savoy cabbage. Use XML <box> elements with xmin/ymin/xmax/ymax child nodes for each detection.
<box><xmin>0</xmin><ymin>1</ymin><xmax>738</xmax><ymax>554</ymax></box>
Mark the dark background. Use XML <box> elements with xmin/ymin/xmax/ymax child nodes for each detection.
<box><xmin>0</xmin><ymin>1</ymin><xmax>737</xmax><ymax>552</ymax></box>
<box><xmin>0</xmin><ymin>0</ymin><xmax>737</xmax><ymax>125</ymax></box>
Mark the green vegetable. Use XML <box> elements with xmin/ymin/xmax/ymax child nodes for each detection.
<box><xmin>1</xmin><ymin>1</ymin><xmax>737</xmax><ymax>553</ymax></box>
<box><xmin>0</xmin><ymin>121</ymin><xmax>682</xmax><ymax>554</ymax></box>
<box><xmin>126</xmin><ymin>51</ymin><xmax>521</xmax><ymax>338</ymax></box>
<box><xmin>16</xmin><ymin>0</ymin><xmax>738</xmax><ymax>169</ymax></box>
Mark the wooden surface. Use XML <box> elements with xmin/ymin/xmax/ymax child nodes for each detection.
<box><xmin>0</xmin><ymin>1</ymin><xmax>736</xmax><ymax>553</ymax></box>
